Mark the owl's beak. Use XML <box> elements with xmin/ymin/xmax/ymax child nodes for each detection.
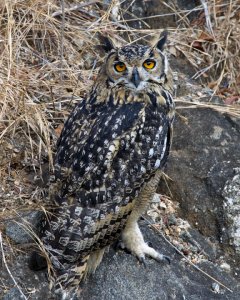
<box><xmin>131</xmin><ymin>68</ymin><xmax>141</xmax><ymax>88</ymax></box>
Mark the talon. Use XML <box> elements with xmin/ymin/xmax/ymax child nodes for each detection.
<box><xmin>138</xmin><ymin>256</ymin><xmax>147</xmax><ymax>268</ymax></box>
<box><xmin>146</xmin><ymin>241</ymin><xmax>153</xmax><ymax>247</ymax></box>
<box><xmin>163</xmin><ymin>255</ymin><xmax>171</xmax><ymax>264</ymax></box>
<box><xmin>113</xmin><ymin>240</ymin><xmax>125</xmax><ymax>251</ymax></box>
<box><xmin>113</xmin><ymin>241</ymin><xmax>133</xmax><ymax>255</ymax></box>
<box><xmin>155</xmin><ymin>253</ymin><xmax>171</xmax><ymax>264</ymax></box>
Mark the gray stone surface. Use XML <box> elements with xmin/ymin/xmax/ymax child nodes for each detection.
<box><xmin>159</xmin><ymin>105</ymin><xmax>240</xmax><ymax>276</ymax></box>
<box><xmin>5</xmin><ymin>211</ymin><xmax>42</xmax><ymax>244</ymax></box>
<box><xmin>81</xmin><ymin>223</ymin><xmax>240</xmax><ymax>300</ymax></box>
<box><xmin>2</xmin><ymin>223</ymin><xmax>240</xmax><ymax>300</ymax></box>
<box><xmin>122</xmin><ymin>0</ymin><xmax>177</xmax><ymax>29</ymax></box>
<box><xmin>2</xmin><ymin>288</ymin><xmax>25</xmax><ymax>300</ymax></box>
<box><xmin>222</xmin><ymin>168</ymin><xmax>240</xmax><ymax>253</ymax></box>
<box><xmin>0</xmin><ymin>255</ymin><xmax>48</xmax><ymax>299</ymax></box>
<box><xmin>160</xmin><ymin>106</ymin><xmax>240</xmax><ymax>239</ymax></box>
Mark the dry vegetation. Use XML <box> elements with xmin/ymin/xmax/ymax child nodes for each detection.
<box><xmin>0</xmin><ymin>0</ymin><xmax>239</xmax><ymax>222</ymax></box>
<box><xmin>171</xmin><ymin>0</ymin><xmax>240</xmax><ymax>99</ymax></box>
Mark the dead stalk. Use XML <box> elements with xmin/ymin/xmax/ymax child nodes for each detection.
<box><xmin>0</xmin><ymin>232</ymin><xmax>27</xmax><ymax>300</ymax></box>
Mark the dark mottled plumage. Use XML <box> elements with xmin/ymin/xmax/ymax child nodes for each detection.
<box><xmin>30</xmin><ymin>31</ymin><xmax>175</xmax><ymax>299</ymax></box>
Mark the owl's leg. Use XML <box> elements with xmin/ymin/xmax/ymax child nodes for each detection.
<box><xmin>121</xmin><ymin>171</ymin><xmax>170</xmax><ymax>264</ymax></box>
<box><xmin>121</xmin><ymin>217</ymin><xmax>170</xmax><ymax>265</ymax></box>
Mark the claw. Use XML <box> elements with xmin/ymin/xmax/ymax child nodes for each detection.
<box><xmin>155</xmin><ymin>253</ymin><xmax>171</xmax><ymax>264</ymax></box>
<box><xmin>113</xmin><ymin>241</ymin><xmax>125</xmax><ymax>251</ymax></box>
<box><xmin>163</xmin><ymin>255</ymin><xmax>171</xmax><ymax>264</ymax></box>
<box><xmin>145</xmin><ymin>241</ymin><xmax>153</xmax><ymax>248</ymax></box>
<box><xmin>138</xmin><ymin>256</ymin><xmax>147</xmax><ymax>268</ymax></box>
<box><xmin>114</xmin><ymin>241</ymin><xmax>133</xmax><ymax>255</ymax></box>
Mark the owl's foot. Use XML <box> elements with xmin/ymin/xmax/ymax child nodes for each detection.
<box><xmin>121</xmin><ymin>222</ymin><xmax>170</xmax><ymax>265</ymax></box>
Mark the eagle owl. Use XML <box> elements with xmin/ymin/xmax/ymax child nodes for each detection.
<box><xmin>30</xmin><ymin>31</ymin><xmax>175</xmax><ymax>299</ymax></box>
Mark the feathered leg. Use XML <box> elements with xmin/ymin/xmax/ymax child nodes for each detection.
<box><xmin>121</xmin><ymin>171</ymin><xmax>170</xmax><ymax>264</ymax></box>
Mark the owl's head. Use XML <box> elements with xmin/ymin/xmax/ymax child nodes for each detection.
<box><xmin>99</xmin><ymin>31</ymin><xmax>169</xmax><ymax>92</ymax></box>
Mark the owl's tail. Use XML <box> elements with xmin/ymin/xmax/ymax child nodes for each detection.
<box><xmin>51</xmin><ymin>254</ymin><xmax>90</xmax><ymax>300</ymax></box>
<box><xmin>29</xmin><ymin>248</ymin><xmax>106</xmax><ymax>299</ymax></box>
<box><xmin>52</xmin><ymin>248</ymin><xmax>106</xmax><ymax>299</ymax></box>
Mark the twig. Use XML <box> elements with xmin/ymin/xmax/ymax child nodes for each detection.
<box><xmin>94</xmin><ymin>2</ymin><xmax>231</xmax><ymax>25</ymax></box>
<box><xmin>52</xmin><ymin>1</ymin><xmax>100</xmax><ymax>17</ymax></box>
<box><xmin>60</xmin><ymin>0</ymin><xmax>65</xmax><ymax>84</ymax></box>
<box><xmin>175</xmin><ymin>98</ymin><xmax>240</xmax><ymax>118</ymax></box>
<box><xmin>142</xmin><ymin>216</ymin><xmax>233</xmax><ymax>293</ymax></box>
<box><xmin>0</xmin><ymin>231</ymin><xmax>27</xmax><ymax>300</ymax></box>
<box><xmin>192</xmin><ymin>59</ymin><xmax>226</xmax><ymax>79</ymax></box>
<box><xmin>58</xmin><ymin>0</ymin><xmax>66</xmax><ymax>112</ymax></box>
<box><xmin>200</xmin><ymin>0</ymin><xmax>214</xmax><ymax>36</ymax></box>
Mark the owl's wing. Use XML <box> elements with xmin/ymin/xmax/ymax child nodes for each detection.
<box><xmin>52</xmin><ymin>99</ymin><xmax>170</xmax><ymax>206</ymax></box>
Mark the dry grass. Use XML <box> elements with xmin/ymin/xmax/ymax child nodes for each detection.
<box><xmin>0</xmin><ymin>0</ymin><xmax>112</xmax><ymax>211</ymax></box>
<box><xmin>169</xmin><ymin>0</ymin><xmax>240</xmax><ymax>97</ymax></box>
<box><xmin>0</xmin><ymin>0</ymin><xmax>239</xmax><ymax>216</ymax></box>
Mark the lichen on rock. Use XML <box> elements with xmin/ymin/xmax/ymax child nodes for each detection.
<box><xmin>222</xmin><ymin>168</ymin><xmax>240</xmax><ymax>253</ymax></box>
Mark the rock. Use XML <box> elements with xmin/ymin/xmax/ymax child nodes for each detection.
<box><xmin>158</xmin><ymin>104</ymin><xmax>240</xmax><ymax>272</ymax></box>
<box><xmin>2</xmin><ymin>288</ymin><xmax>25</xmax><ymax>300</ymax></box>
<box><xmin>186</xmin><ymin>228</ymin><xmax>217</xmax><ymax>261</ymax></box>
<box><xmin>0</xmin><ymin>255</ymin><xmax>48</xmax><ymax>300</ymax></box>
<box><xmin>220</xmin><ymin>262</ymin><xmax>231</xmax><ymax>272</ymax></box>
<box><xmin>5</xmin><ymin>211</ymin><xmax>43</xmax><ymax>244</ymax></box>
<box><xmin>168</xmin><ymin>214</ymin><xmax>177</xmax><ymax>225</ymax></box>
<box><xmin>176</xmin><ymin>0</ymin><xmax>201</xmax><ymax>22</ymax></box>
<box><xmin>222</xmin><ymin>169</ymin><xmax>240</xmax><ymax>253</ymax></box>
<box><xmin>2</xmin><ymin>223</ymin><xmax>240</xmax><ymax>300</ymax></box>
<box><xmin>121</xmin><ymin>0</ymin><xmax>201</xmax><ymax>29</ymax></box>
<box><xmin>80</xmin><ymin>223</ymin><xmax>240</xmax><ymax>300</ymax></box>
<box><xmin>211</xmin><ymin>282</ymin><xmax>220</xmax><ymax>294</ymax></box>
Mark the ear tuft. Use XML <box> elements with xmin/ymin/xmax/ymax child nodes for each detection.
<box><xmin>156</xmin><ymin>30</ymin><xmax>168</xmax><ymax>51</ymax></box>
<box><xmin>98</xmin><ymin>34</ymin><xmax>115</xmax><ymax>52</ymax></box>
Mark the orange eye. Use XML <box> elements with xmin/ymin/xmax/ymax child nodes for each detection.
<box><xmin>143</xmin><ymin>60</ymin><xmax>156</xmax><ymax>70</ymax></box>
<box><xmin>114</xmin><ymin>62</ymin><xmax>126</xmax><ymax>72</ymax></box>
